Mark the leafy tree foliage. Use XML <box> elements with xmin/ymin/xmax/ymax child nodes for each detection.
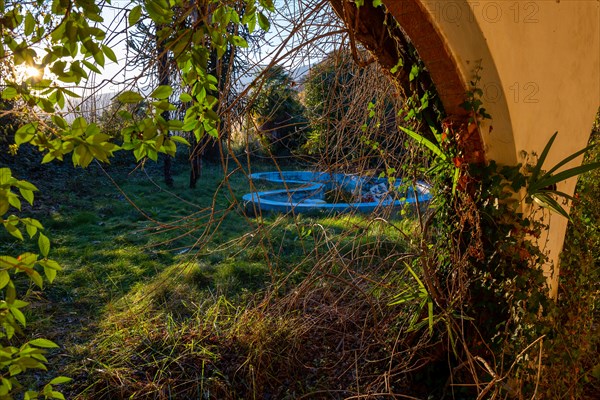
<box><xmin>126</xmin><ymin>0</ymin><xmax>258</xmax><ymax>186</ymax></box>
<box><xmin>0</xmin><ymin>0</ymin><xmax>274</xmax><ymax>396</ymax></box>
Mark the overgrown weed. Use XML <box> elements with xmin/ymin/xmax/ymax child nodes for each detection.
<box><xmin>7</xmin><ymin>133</ymin><xmax>598</xmax><ymax>399</ymax></box>
<box><xmin>540</xmin><ymin>115</ymin><xmax>600</xmax><ymax>398</ymax></box>
<box><xmin>75</xmin><ymin>238</ymin><xmax>425</xmax><ymax>399</ymax></box>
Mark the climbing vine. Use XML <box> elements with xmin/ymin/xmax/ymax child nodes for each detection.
<box><xmin>399</xmin><ymin>72</ymin><xmax>600</xmax><ymax>396</ymax></box>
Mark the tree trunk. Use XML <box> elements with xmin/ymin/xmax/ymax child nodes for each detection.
<box><xmin>163</xmin><ymin>154</ymin><xmax>174</xmax><ymax>187</ymax></box>
<box><xmin>328</xmin><ymin>0</ymin><xmax>442</xmax><ymax>140</ymax></box>
<box><xmin>189</xmin><ymin>135</ymin><xmax>202</xmax><ymax>189</ymax></box>
<box><xmin>157</xmin><ymin>23</ymin><xmax>174</xmax><ymax>188</ymax></box>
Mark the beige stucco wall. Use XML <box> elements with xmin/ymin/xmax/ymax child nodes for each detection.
<box><xmin>419</xmin><ymin>0</ymin><xmax>600</xmax><ymax>297</ymax></box>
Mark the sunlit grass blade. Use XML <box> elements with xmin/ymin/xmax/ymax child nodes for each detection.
<box><xmin>451</xmin><ymin>167</ymin><xmax>460</xmax><ymax>196</ymax></box>
<box><xmin>531</xmin><ymin>162</ymin><xmax>600</xmax><ymax>192</ymax></box>
<box><xmin>427</xmin><ymin>295</ymin><xmax>434</xmax><ymax>335</ymax></box>
<box><xmin>400</xmin><ymin>126</ymin><xmax>447</xmax><ymax>162</ymax></box>
<box><xmin>531</xmin><ymin>192</ymin><xmax>571</xmax><ymax>220</ymax></box>
<box><xmin>544</xmin><ymin>143</ymin><xmax>598</xmax><ymax>177</ymax></box>
<box><xmin>424</xmin><ymin>113</ymin><xmax>443</xmax><ymax>145</ymax></box>
<box><xmin>530</xmin><ymin>131</ymin><xmax>558</xmax><ymax>183</ymax></box>
<box><xmin>389</xmin><ymin>288</ymin><xmax>419</xmax><ymax>305</ymax></box>
<box><xmin>404</xmin><ymin>261</ymin><xmax>425</xmax><ymax>289</ymax></box>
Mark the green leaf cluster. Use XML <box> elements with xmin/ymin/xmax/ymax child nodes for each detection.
<box><xmin>526</xmin><ymin>132</ymin><xmax>600</xmax><ymax>220</ymax></box>
<box><xmin>0</xmin><ymin>0</ymin><xmax>273</xmax><ymax>397</ymax></box>
<box><xmin>0</xmin><ymin>167</ymin><xmax>64</xmax><ymax>397</ymax></box>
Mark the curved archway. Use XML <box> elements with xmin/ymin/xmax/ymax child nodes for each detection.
<box><xmin>331</xmin><ymin>0</ymin><xmax>600</xmax><ymax>297</ymax></box>
<box><xmin>382</xmin><ymin>0</ymin><xmax>516</xmax><ymax>165</ymax></box>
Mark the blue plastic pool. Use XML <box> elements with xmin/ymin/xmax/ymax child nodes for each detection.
<box><xmin>242</xmin><ymin>171</ymin><xmax>431</xmax><ymax>215</ymax></box>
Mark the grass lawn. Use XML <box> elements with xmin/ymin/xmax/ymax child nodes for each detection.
<box><xmin>2</xmin><ymin>128</ymin><xmax>598</xmax><ymax>399</ymax></box>
<box><xmin>1</xmin><ymin>154</ymin><xmax>421</xmax><ymax>399</ymax></box>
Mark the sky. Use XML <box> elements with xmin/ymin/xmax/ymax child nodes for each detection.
<box><xmin>89</xmin><ymin>0</ymin><xmax>138</xmax><ymax>97</ymax></box>
<box><xmin>70</xmin><ymin>0</ymin><xmax>342</xmax><ymax>106</ymax></box>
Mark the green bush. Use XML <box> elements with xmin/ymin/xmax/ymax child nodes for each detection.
<box><xmin>250</xmin><ymin>65</ymin><xmax>308</xmax><ymax>155</ymax></box>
